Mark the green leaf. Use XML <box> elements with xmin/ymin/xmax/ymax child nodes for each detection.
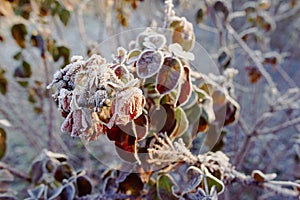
<box><xmin>47</xmin><ymin>39</ymin><xmax>60</xmax><ymax>61</ymax></box>
<box><xmin>17</xmin><ymin>81</ymin><xmax>29</xmax><ymax>87</ymax></box>
<box><xmin>0</xmin><ymin>127</ymin><xmax>6</xmax><ymax>160</ymax></box>
<box><xmin>202</xmin><ymin>168</ymin><xmax>224</xmax><ymax>194</ymax></box>
<box><xmin>11</xmin><ymin>23</ymin><xmax>28</xmax><ymax>48</ymax></box>
<box><xmin>156</xmin><ymin>57</ymin><xmax>182</xmax><ymax>94</ymax></box>
<box><xmin>196</xmin><ymin>7</ymin><xmax>205</xmax><ymax>24</ymax></box>
<box><xmin>58</xmin><ymin>46</ymin><xmax>70</xmax><ymax>67</ymax></box>
<box><xmin>0</xmin><ymin>69</ymin><xmax>8</xmax><ymax>95</ymax></box>
<box><xmin>157</xmin><ymin>174</ymin><xmax>177</xmax><ymax>200</ymax></box>
<box><xmin>59</xmin><ymin>9</ymin><xmax>70</xmax><ymax>26</ymax></box>
<box><xmin>14</xmin><ymin>61</ymin><xmax>32</xmax><ymax>78</ymax></box>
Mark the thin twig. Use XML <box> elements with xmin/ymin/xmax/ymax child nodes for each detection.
<box><xmin>163</xmin><ymin>0</ymin><xmax>175</xmax><ymax>28</ymax></box>
<box><xmin>43</xmin><ymin>58</ymin><xmax>54</xmax><ymax>150</ymax></box>
<box><xmin>258</xmin><ymin>116</ymin><xmax>300</xmax><ymax>135</ymax></box>
<box><xmin>274</xmin><ymin>3</ymin><xmax>300</xmax><ymax>22</ymax></box>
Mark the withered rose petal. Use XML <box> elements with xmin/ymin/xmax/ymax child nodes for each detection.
<box><xmin>110</xmin><ymin>87</ymin><xmax>145</xmax><ymax>127</ymax></box>
<box><xmin>71</xmin><ymin>110</ymin><xmax>82</xmax><ymax>137</ymax></box>
<box><xmin>61</xmin><ymin>112</ymin><xmax>73</xmax><ymax>133</ymax></box>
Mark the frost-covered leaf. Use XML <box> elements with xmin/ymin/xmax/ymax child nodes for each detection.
<box><xmin>76</xmin><ymin>175</ymin><xmax>92</xmax><ymax>197</ymax></box>
<box><xmin>156</xmin><ymin>57</ymin><xmax>182</xmax><ymax>94</ymax></box>
<box><xmin>54</xmin><ymin>163</ymin><xmax>73</xmax><ymax>182</ymax></box>
<box><xmin>169</xmin><ymin>17</ymin><xmax>195</xmax><ymax>51</ymax></box>
<box><xmin>118</xmin><ymin>173</ymin><xmax>143</xmax><ymax>196</ymax></box>
<box><xmin>136</xmin><ymin>50</ymin><xmax>163</xmax><ymax>78</ymax></box>
<box><xmin>204</xmin><ymin>169</ymin><xmax>225</xmax><ymax>194</ymax></box>
<box><xmin>149</xmin><ymin>105</ymin><xmax>168</xmax><ymax>134</ymax></box>
<box><xmin>30</xmin><ymin>161</ymin><xmax>43</xmax><ymax>183</ymax></box>
<box><xmin>195</xmin><ymin>88</ymin><xmax>215</xmax><ymax>132</ymax></box>
<box><xmin>176</xmin><ymin>66</ymin><xmax>192</xmax><ymax>107</ymax></box>
<box><xmin>184</xmin><ymin>188</ymin><xmax>206</xmax><ymax>200</ymax></box>
<box><xmin>60</xmin><ymin>184</ymin><xmax>75</xmax><ymax>200</ymax></box>
<box><xmin>45</xmin><ymin>150</ymin><xmax>68</xmax><ymax>163</ymax></box>
<box><xmin>251</xmin><ymin>170</ymin><xmax>277</xmax><ymax>182</ymax></box>
<box><xmin>224</xmin><ymin>97</ymin><xmax>240</xmax><ymax>126</ymax></box>
<box><xmin>114</xmin><ymin>65</ymin><xmax>130</xmax><ymax>82</ymax></box>
<box><xmin>183</xmin><ymin>166</ymin><xmax>203</xmax><ymax>194</ymax></box>
<box><xmin>114</xmin><ymin>47</ymin><xmax>127</xmax><ymax>64</ymax></box>
<box><xmin>144</xmin><ymin>34</ymin><xmax>166</xmax><ymax>49</ymax></box>
<box><xmin>168</xmin><ymin>43</ymin><xmax>195</xmax><ymax>61</ymax></box>
<box><xmin>126</xmin><ymin>49</ymin><xmax>141</xmax><ymax>64</ymax></box>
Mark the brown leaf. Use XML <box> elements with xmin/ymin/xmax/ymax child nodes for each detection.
<box><xmin>245</xmin><ymin>66</ymin><xmax>262</xmax><ymax>84</ymax></box>
<box><xmin>11</xmin><ymin>23</ymin><xmax>28</xmax><ymax>48</ymax></box>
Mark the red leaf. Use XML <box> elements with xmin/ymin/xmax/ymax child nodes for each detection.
<box><xmin>176</xmin><ymin>66</ymin><xmax>191</xmax><ymax>107</ymax></box>
<box><xmin>156</xmin><ymin>57</ymin><xmax>182</xmax><ymax>94</ymax></box>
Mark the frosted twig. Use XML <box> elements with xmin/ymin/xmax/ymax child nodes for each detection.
<box><xmin>0</xmin><ymin>162</ymin><xmax>31</xmax><ymax>182</ymax></box>
<box><xmin>163</xmin><ymin>0</ymin><xmax>175</xmax><ymax>28</ymax></box>
<box><xmin>258</xmin><ymin>116</ymin><xmax>300</xmax><ymax>135</ymax></box>
<box><xmin>226</xmin><ymin>23</ymin><xmax>278</xmax><ymax>92</ymax></box>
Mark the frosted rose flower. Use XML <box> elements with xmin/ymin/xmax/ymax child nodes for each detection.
<box><xmin>107</xmin><ymin>87</ymin><xmax>145</xmax><ymax>128</ymax></box>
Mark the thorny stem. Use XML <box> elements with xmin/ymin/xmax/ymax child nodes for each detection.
<box><xmin>226</xmin><ymin>23</ymin><xmax>278</xmax><ymax>92</ymax></box>
<box><xmin>0</xmin><ymin>162</ymin><xmax>31</xmax><ymax>182</ymax></box>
